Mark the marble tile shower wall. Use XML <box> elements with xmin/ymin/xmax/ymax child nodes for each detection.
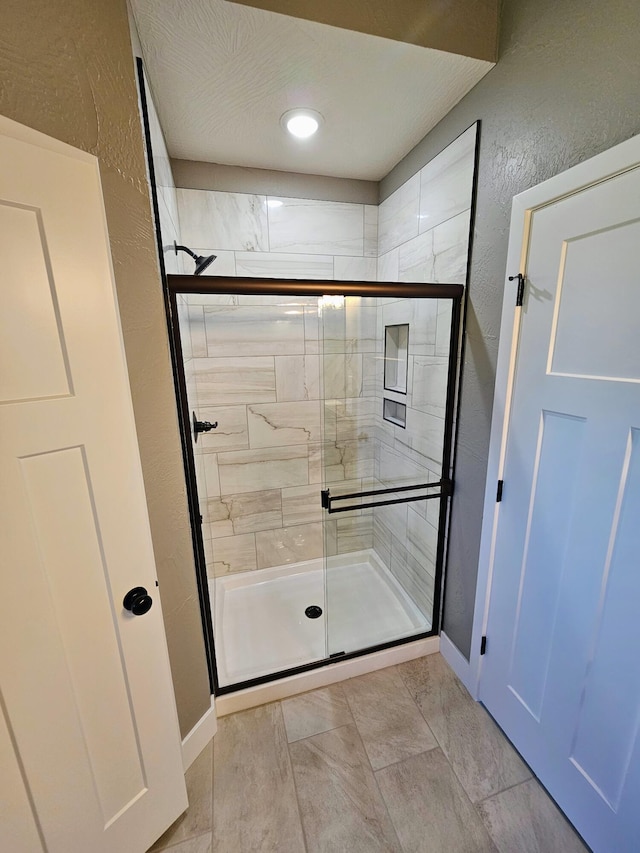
<box><xmin>372</xmin><ymin>124</ymin><xmax>477</xmax><ymax>617</ymax></box>
<box><xmin>175</xmin><ymin>122</ymin><xmax>476</xmax><ymax>595</ymax></box>
<box><xmin>183</xmin><ymin>293</ymin><xmax>377</xmax><ymax>578</ymax></box>
<box><xmin>177</xmin><ymin>190</ymin><xmax>378</xmax><ymax>281</ymax></box>
<box><xmin>175</xmin><ymin>194</ymin><xmax>380</xmax><ymax>578</ymax></box>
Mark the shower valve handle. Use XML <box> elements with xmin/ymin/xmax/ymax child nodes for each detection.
<box><xmin>192</xmin><ymin>411</ymin><xmax>218</xmax><ymax>442</ymax></box>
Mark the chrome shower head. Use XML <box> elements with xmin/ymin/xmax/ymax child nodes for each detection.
<box><xmin>173</xmin><ymin>242</ymin><xmax>217</xmax><ymax>276</ymax></box>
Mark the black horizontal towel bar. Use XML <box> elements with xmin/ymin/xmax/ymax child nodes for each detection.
<box><xmin>321</xmin><ymin>480</ymin><xmax>452</xmax><ymax>514</ymax></box>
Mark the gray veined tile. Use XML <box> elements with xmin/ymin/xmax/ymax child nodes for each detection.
<box><xmin>323</xmin><ymin>352</ymin><xmax>346</xmax><ymax>400</ymax></box>
<box><xmin>399</xmin><ymin>654</ymin><xmax>531</xmax><ymax>802</ymax></box>
<box><xmin>203</xmin><ymin>304</ymin><xmax>305</xmax><ymax>357</ymax></box>
<box><xmin>247</xmin><ymin>401</ymin><xmax>321</xmax><ymax>448</ymax></box>
<box><xmin>389</xmin><ymin>538</ymin><xmax>435</xmax><ymax>620</ymax></box>
<box><xmin>435</xmin><ymin>299</ymin><xmax>453</xmax><ymax>356</ymax></box>
<box><xmin>282</xmin><ymin>685</ymin><xmax>353</xmax><ymax>742</ymax></box>
<box><xmin>304</xmin><ymin>304</ymin><xmax>320</xmax><ymax>354</ymax></box>
<box><xmin>336</xmin><ymin>513</ymin><xmax>373</xmax><ymax>553</ymax></box>
<box><xmin>255</xmin><ymin>521</ymin><xmax>323</xmax><ymax>569</ymax></box>
<box><xmin>342</xmin><ymin>666</ymin><xmax>437</xmax><ymax>770</ymax></box>
<box><xmin>477</xmin><ymin>778</ymin><xmax>588</xmax><ymax>853</ymax></box>
<box><xmin>201</xmin><ymin>453</ymin><xmax>220</xmax><ymax>498</ymax></box>
<box><xmin>275</xmin><ymin>354</ymin><xmax>320</xmax><ymax>401</ymax></box>
<box><xmin>235</xmin><ymin>250</ymin><xmax>333</xmax><ymax>279</ymax></box>
<box><xmin>289</xmin><ymin>724</ymin><xmax>402</xmax><ymax>853</ymax></box>
<box><xmin>378</xmin><ymin>173</ymin><xmax>420</xmax><ymax>256</ymax></box>
<box><xmin>364</xmin><ymin>204</ymin><xmax>379</xmax><ymax>258</ymax></box>
<box><xmin>378</xmin><ymin>247</ymin><xmax>399</xmax><ymax>282</ymax></box>
<box><xmin>419</xmin><ymin>123</ymin><xmax>476</xmax><ymax>234</ymax></box>
<box><xmin>196</xmin><ymin>405</ymin><xmax>248</xmax><ymax>453</ymax></box>
<box><xmin>398</xmin><ymin>228</ymin><xmax>436</xmax><ymax>283</ymax></box>
<box><xmin>210</xmin><ymin>532</ymin><xmax>257</xmax><ymax>577</ymax></box>
<box><xmin>281</xmin><ymin>484</ymin><xmax>323</xmax><ymax>527</ymax></box>
<box><xmin>431</xmin><ymin>208</ymin><xmax>471</xmax><ymax>284</ymax></box>
<box><xmin>411</xmin><ymin>355</ymin><xmax>449</xmax><ymax>417</ymax></box>
<box><xmin>185</xmin><ymin>305</ymin><xmax>207</xmax><ymax>358</ymax></box>
<box><xmin>149</xmin><ymin>742</ymin><xmax>212</xmax><ymax>851</ymax></box>
<box><xmin>194</xmin><ymin>356</ymin><xmax>276</xmax><ymax>406</ymax></box>
<box><xmin>334</xmin><ymin>256</ymin><xmax>377</xmax><ymax>281</ymax></box>
<box><xmin>207</xmin><ymin>489</ymin><xmax>282</xmax><ymax>537</ymax></box>
<box><xmin>375</xmin><ymin>748</ymin><xmax>498</xmax><ymax>853</ymax></box>
<box><xmin>217</xmin><ymin>446</ymin><xmax>308</xmax><ymax>494</ymax></box>
<box><xmin>177</xmin><ymin>188</ymin><xmax>268</xmax><ymax>251</ymax></box>
<box><xmin>267</xmin><ymin>196</ymin><xmax>364</xmax><ymax>256</ymax></box>
<box><xmin>213</xmin><ymin>703</ymin><xmax>305</xmax><ymax>853</ymax></box>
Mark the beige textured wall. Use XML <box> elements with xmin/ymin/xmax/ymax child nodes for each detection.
<box><xmin>228</xmin><ymin>0</ymin><xmax>499</xmax><ymax>61</ymax></box>
<box><xmin>0</xmin><ymin>0</ymin><xmax>210</xmax><ymax>736</ymax></box>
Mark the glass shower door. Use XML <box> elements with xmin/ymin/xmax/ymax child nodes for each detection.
<box><xmin>319</xmin><ymin>292</ymin><xmax>455</xmax><ymax>657</ymax></box>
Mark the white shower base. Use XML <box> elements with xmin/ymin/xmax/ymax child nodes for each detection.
<box><xmin>212</xmin><ymin>549</ymin><xmax>431</xmax><ymax>688</ymax></box>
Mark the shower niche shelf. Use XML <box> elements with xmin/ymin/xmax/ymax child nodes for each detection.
<box><xmin>383</xmin><ymin>398</ymin><xmax>407</xmax><ymax>428</ymax></box>
<box><xmin>384</xmin><ymin>324</ymin><xmax>409</xmax><ymax>394</ymax></box>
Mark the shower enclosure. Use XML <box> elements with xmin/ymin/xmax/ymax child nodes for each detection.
<box><xmin>169</xmin><ymin>275</ymin><xmax>461</xmax><ymax>693</ymax></box>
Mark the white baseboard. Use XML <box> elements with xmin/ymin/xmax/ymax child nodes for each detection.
<box><xmin>439</xmin><ymin>631</ymin><xmax>478</xmax><ymax>698</ymax></box>
<box><xmin>216</xmin><ymin>636</ymin><xmax>439</xmax><ymax>716</ymax></box>
<box><xmin>181</xmin><ymin>695</ymin><xmax>217</xmax><ymax>771</ymax></box>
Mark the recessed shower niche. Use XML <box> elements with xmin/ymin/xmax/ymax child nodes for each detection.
<box><xmin>384</xmin><ymin>323</ymin><xmax>409</xmax><ymax>394</ymax></box>
<box><xmin>169</xmin><ymin>276</ymin><xmax>461</xmax><ymax>693</ymax></box>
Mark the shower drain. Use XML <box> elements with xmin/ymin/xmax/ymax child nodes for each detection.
<box><xmin>305</xmin><ymin>605</ymin><xmax>323</xmax><ymax>619</ymax></box>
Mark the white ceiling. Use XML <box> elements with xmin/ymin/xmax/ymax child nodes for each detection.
<box><xmin>131</xmin><ymin>0</ymin><xmax>493</xmax><ymax>182</ymax></box>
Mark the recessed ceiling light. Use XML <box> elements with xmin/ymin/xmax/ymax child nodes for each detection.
<box><xmin>281</xmin><ymin>109</ymin><xmax>324</xmax><ymax>140</ymax></box>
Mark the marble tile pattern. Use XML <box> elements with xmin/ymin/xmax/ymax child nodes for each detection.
<box><xmin>177</xmin><ymin>126</ymin><xmax>475</xmax><ymax>588</ymax></box>
<box><xmin>419</xmin><ymin>124</ymin><xmax>477</xmax><ymax>234</ymax></box>
<box><xmin>235</xmin><ymin>251</ymin><xmax>333</xmax><ymax>279</ymax></box>
<box><xmin>399</xmin><ymin>654</ymin><xmax>532</xmax><ymax>802</ymax></box>
<box><xmin>341</xmin><ymin>668</ymin><xmax>437</xmax><ymax>770</ymax></box>
<box><xmin>267</xmin><ymin>196</ymin><xmax>364</xmax><ymax>256</ymax></box>
<box><xmin>149</xmin><ymin>656</ymin><xmax>588</xmax><ymax>853</ymax></box>
<box><xmin>376</xmin><ymin>748</ymin><xmax>498</xmax><ymax>853</ymax></box>
<box><xmin>289</xmin><ymin>724</ymin><xmax>402</xmax><ymax>853</ymax></box>
<box><xmin>177</xmin><ymin>188</ymin><xmax>268</xmax><ymax>251</ymax></box>
<box><xmin>212</xmin><ymin>704</ymin><xmax>306</xmax><ymax>852</ymax></box>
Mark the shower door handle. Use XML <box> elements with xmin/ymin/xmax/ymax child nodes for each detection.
<box><xmin>192</xmin><ymin>411</ymin><xmax>218</xmax><ymax>442</ymax></box>
<box><xmin>321</xmin><ymin>480</ymin><xmax>451</xmax><ymax>514</ymax></box>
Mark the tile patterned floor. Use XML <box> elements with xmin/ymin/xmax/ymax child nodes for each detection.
<box><xmin>148</xmin><ymin>654</ymin><xmax>588</xmax><ymax>853</ymax></box>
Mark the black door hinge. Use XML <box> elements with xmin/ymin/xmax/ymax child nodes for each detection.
<box><xmin>496</xmin><ymin>480</ymin><xmax>504</xmax><ymax>502</ymax></box>
<box><xmin>480</xmin><ymin>636</ymin><xmax>487</xmax><ymax>655</ymax></box>
<box><xmin>509</xmin><ymin>273</ymin><xmax>525</xmax><ymax>306</ymax></box>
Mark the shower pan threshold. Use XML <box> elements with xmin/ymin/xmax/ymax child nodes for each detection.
<box><xmin>212</xmin><ymin>549</ymin><xmax>434</xmax><ymax>698</ymax></box>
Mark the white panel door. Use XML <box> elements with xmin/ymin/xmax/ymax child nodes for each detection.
<box><xmin>480</xmin><ymin>148</ymin><xmax>640</xmax><ymax>852</ymax></box>
<box><xmin>0</xmin><ymin>117</ymin><xmax>187</xmax><ymax>851</ymax></box>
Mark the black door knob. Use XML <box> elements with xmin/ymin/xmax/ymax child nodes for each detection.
<box><xmin>123</xmin><ymin>586</ymin><xmax>153</xmax><ymax>616</ymax></box>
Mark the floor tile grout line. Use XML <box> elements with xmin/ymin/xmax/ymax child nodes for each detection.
<box><xmin>347</xmin><ymin>717</ymin><xmax>406</xmax><ymax>853</ymax></box>
<box><xmin>371</xmin><ymin>742</ymin><xmax>440</xmax><ymax>776</ymax></box>
<box><xmin>154</xmin><ymin>829</ymin><xmax>213</xmax><ymax>852</ymax></box>
<box><xmin>473</xmin><ymin>775</ymin><xmax>534</xmax><ymax>806</ymax></box>
<box><xmin>396</xmin><ymin>659</ymin><xmax>516</xmax><ymax>808</ymax></box>
<box><xmin>277</xmin><ymin>701</ymin><xmax>311</xmax><ymax>853</ymax></box>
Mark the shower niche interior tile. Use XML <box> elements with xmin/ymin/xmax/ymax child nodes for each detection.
<box><xmin>384</xmin><ymin>324</ymin><xmax>409</xmax><ymax>394</ymax></box>
<box><xmin>383</xmin><ymin>398</ymin><xmax>407</xmax><ymax>429</ymax></box>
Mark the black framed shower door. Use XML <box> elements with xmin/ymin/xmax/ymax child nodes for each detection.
<box><xmin>167</xmin><ymin>274</ymin><xmax>462</xmax><ymax>695</ymax></box>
